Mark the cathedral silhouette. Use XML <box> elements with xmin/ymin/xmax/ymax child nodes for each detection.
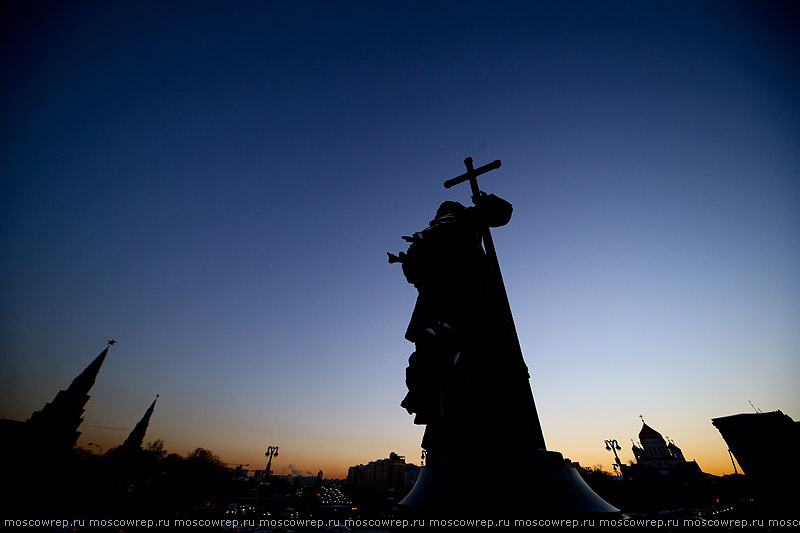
<box><xmin>621</xmin><ymin>419</ymin><xmax>702</xmax><ymax>477</ymax></box>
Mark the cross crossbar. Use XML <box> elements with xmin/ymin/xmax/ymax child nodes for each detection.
<box><xmin>444</xmin><ymin>158</ymin><xmax>502</xmax><ymax>197</ymax></box>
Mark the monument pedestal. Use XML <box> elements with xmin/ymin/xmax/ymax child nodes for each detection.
<box><xmin>399</xmin><ymin>449</ymin><xmax>619</xmax><ymax>515</ymax></box>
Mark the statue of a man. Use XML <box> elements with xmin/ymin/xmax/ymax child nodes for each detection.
<box><xmin>391</xmin><ymin>193</ymin><xmax>527</xmax><ymax>459</ymax></box>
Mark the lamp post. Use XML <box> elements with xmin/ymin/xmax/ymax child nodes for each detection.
<box><xmin>265</xmin><ymin>445</ymin><xmax>279</xmax><ymax>479</ymax></box>
<box><xmin>604</xmin><ymin>439</ymin><xmax>623</xmax><ymax>477</ymax></box>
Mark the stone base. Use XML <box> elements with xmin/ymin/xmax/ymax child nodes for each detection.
<box><xmin>399</xmin><ymin>449</ymin><xmax>619</xmax><ymax>515</ymax></box>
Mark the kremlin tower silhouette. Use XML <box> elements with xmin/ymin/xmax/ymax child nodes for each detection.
<box><xmin>0</xmin><ymin>340</ymin><xmax>158</xmax><ymax>458</ymax></box>
<box><xmin>121</xmin><ymin>394</ymin><xmax>159</xmax><ymax>450</ymax></box>
<box><xmin>25</xmin><ymin>341</ymin><xmax>114</xmax><ymax>452</ymax></box>
<box><xmin>0</xmin><ymin>341</ymin><xmax>164</xmax><ymax>517</ymax></box>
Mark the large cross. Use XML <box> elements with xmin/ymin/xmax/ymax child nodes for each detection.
<box><xmin>443</xmin><ymin>157</ymin><xmax>546</xmax><ymax>450</ymax></box>
<box><xmin>444</xmin><ymin>157</ymin><xmax>502</xmax><ymax>199</ymax></box>
<box><xmin>443</xmin><ymin>158</ymin><xmax>504</xmax><ymax>267</ymax></box>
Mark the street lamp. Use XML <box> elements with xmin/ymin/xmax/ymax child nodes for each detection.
<box><xmin>604</xmin><ymin>439</ymin><xmax>623</xmax><ymax>477</ymax></box>
<box><xmin>265</xmin><ymin>445</ymin><xmax>279</xmax><ymax>478</ymax></box>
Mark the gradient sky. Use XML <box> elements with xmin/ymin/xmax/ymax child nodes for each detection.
<box><xmin>2</xmin><ymin>1</ymin><xmax>798</xmax><ymax>479</ymax></box>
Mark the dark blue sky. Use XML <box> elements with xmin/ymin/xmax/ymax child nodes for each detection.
<box><xmin>2</xmin><ymin>1</ymin><xmax>798</xmax><ymax>476</ymax></box>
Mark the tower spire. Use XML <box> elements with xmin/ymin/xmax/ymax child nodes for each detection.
<box><xmin>27</xmin><ymin>341</ymin><xmax>114</xmax><ymax>451</ymax></box>
<box><xmin>65</xmin><ymin>341</ymin><xmax>113</xmax><ymax>398</ymax></box>
<box><xmin>122</xmin><ymin>394</ymin><xmax>159</xmax><ymax>450</ymax></box>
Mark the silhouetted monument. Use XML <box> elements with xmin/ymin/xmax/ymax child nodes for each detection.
<box><xmin>390</xmin><ymin>158</ymin><xmax>617</xmax><ymax>514</ymax></box>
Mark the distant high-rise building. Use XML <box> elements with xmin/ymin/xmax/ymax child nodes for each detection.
<box><xmin>347</xmin><ymin>452</ymin><xmax>408</xmax><ymax>491</ymax></box>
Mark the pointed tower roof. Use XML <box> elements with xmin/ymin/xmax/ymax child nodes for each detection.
<box><xmin>122</xmin><ymin>394</ymin><xmax>159</xmax><ymax>450</ymax></box>
<box><xmin>27</xmin><ymin>340</ymin><xmax>115</xmax><ymax>451</ymax></box>
<box><xmin>66</xmin><ymin>342</ymin><xmax>112</xmax><ymax>398</ymax></box>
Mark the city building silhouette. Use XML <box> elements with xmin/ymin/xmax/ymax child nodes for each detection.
<box><xmin>713</xmin><ymin>410</ymin><xmax>799</xmax><ymax>514</ymax></box>
<box><xmin>346</xmin><ymin>452</ymin><xmax>412</xmax><ymax>492</ymax></box>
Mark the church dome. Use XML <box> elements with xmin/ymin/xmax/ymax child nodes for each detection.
<box><xmin>639</xmin><ymin>422</ymin><xmax>663</xmax><ymax>440</ymax></box>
